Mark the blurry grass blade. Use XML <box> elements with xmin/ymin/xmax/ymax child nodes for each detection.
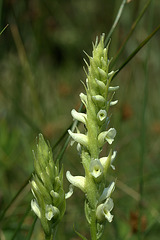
<box><xmin>73</xmin><ymin>225</ymin><xmax>88</xmax><ymax>240</ymax></box>
<box><xmin>26</xmin><ymin>216</ymin><xmax>37</xmax><ymax>240</ymax></box>
<box><xmin>52</xmin><ymin>122</ymin><xmax>72</xmax><ymax>150</ymax></box>
<box><xmin>56</xmin><ymin>103</ymin><xmax>83</xmax><ymax>164</ymax></box>
<box><xmin>138</xmin><ymin>1</ymin><xmax>154</xmax><ymax>237</ymax></box>
<box><xmin>112</xmin><ymin>0</ymin><xmax>152</xmax><ymax>66</ymax></box>
<box><xmin>0</xmin><ymin>176</ymin><xmax>31</xmax><ymax>221</ymax></box>
<box><xmin>10</xmin><ymin>23</ymin><xmax>44</xmax><ymax>122</ymax></box>
<box><xmin>104</xmin><ymin>0</ymin><xmax>127</xmax><ymax>46</ymax></box>
<box><xmin>0</xmin><ymin>24</ymin><xmax>9</xmax><ymax>35</ymax></box>
<box><xmin>11</xmin><ymin>204</ymin><xmax>31</xmax><ymax>240</ymax></box>
<box><xmin>113</xmin><ymin>23</ymin><xmax>160</xmax><ymax>79</ymax></box>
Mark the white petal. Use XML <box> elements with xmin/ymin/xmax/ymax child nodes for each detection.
<box><xmin>98</xmin><ymin>67</ymin><xmax>106</xmax><ymax>78</ymax></box>
<box><xmin>65</xmin><ymin>184</ymin><xmax>74</xmax><ymax>199</ymax></box>
<box><xmin>99</xmin><ymin>182</ymin><xmax>115</xmax><ymax>203</ymax></box>
<box><xmin>99</xmin><ymin>153</ymin><xmax>111</xmax><ymax>172</ymax></box>
<box><xmin>50</xmin><ymin>190</ymin><xmax>59</xmax><ymax>200</ymax></box>
<box><xmin>105</xmin><ymin>128</ymin><xmax>116</xmax><ymax>144</ymax></box>
<box><xmin>89</xmin><ymin>159</ymin><xmax>103</xmax><ymax>180</ymax></box>
<box><xmin>31</xmin><ymin>199</ymin><xmax>41</xmax><ymax>219</ymax></box>
<box><xmin>96</xmin><ymin>198</ymin><xmax>114</xmax><ymax>223</ymax></box>
<box><xmin>111</xmin><ymin>151</ymin><xmax>117</xmax><ymax>170</ymax></box>
<box><xmin>97</xmin><ymin>110</ymin><xmax>107</xmax><ymax>122</ymax></box>
<box><xmin>66</xmin><ymin>171</ymin><xmax>85</xmax><ymax>192</ymax></box>
<box><xmin>95</xmin><ymin>78</ymin><xmax>106</xmax><ymax>91</ymax></box>
<box><xmin>108</xmin><ymin>71</ymin><xmax>115</xmax><ymax>77</ymax></box>
<box><xmin>80</xmin><ymin>93</ymin><xmax>87</xmax><ymax>107</ymax></box>
<box><xmin>110</xmin><ymin>100</ymin><xmax>118</xmax><ymax>106</ymax></box>
<box><xmin>71</xmin><ymin>109</ymin><xmax>87</xmax><ymax>124</ymax></box>
<box><xmin>103</xmin><ymin>198</ymin><xmax>114</xmax><ymax>222</ymax></box>
<box><xmin>45</xmin><ymin>204</ymin><xmax>59</xmax><ymax>221</ymax></box>
<box><xmin>98</xmin><ymin>128</ymin><xmax>116</xmax><ymax>147</ymax></box>
<box><xmin>108</xmin><ymin>86</ymin><xmax>119</xmax><ymax>92</ymax></box>
<box><xmin>68</xmin><ymin>130</ymin><xmax>88</xmax><ymax>147</ymax></box>
<box><xmin>104</xmin><ymin>210</ymin><xmax>114</xmax><ymax>223</ymax></box>
<box><xmin>92</xmin><ymin>95</ymin><xmax>105</xmax><ymax>106</ymax></box>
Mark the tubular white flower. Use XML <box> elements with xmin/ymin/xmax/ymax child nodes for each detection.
<box><xmin>66</xmin><ymin>171</ymin><xmax>86</xmax><ymax>192</ymax></box>
<box><xmin>50</xmin><ymin>190</ymin><xmax>59</xmax><ymax>200</ymax></box>
<box><xmin>89</xmin><ymin>159</ymin><xmax>103</xmax><ymax>181</ymax></box>
<box><xmin>80</xmin><ymin>92</ymin><xmax>87</xmax><ymax>107</ymax></box>
<box><xmin>101</xmin><ymin>57</ymin><xmax>107</xmax><ymax>69</ymax></box>
<box><xmin>96</xmin><ymin>198</ymin><xmax>114</xmax><ymax>223</ymax></box>
<box><xmin>71</xmin><ymin>109</ymin><xmax>87</xmax><ymax>124</ymax></box>
<box><xmin>105</xmin><ymin>128</ymin><xmax>116</xmax><ymax>144</ymax></box>
<box><xmin>92</xmin><ymin>95</ymin><xmax>105</xmax><ymax>105</ymax></box>
<box><xmin>98</xmin><ymin>128</ymin><xmax>116</xmax><ymax>146</ymax></box>
<box><xmin>97</xmin><ymin>109</ymin><xmax>107</xmax><ymax>122</ymax></box>
<box><xmin>108</xmin><ymin>71</ymin><xmax>115</xmax><ymax>77</ymax></box>
<box><xmin>108</xmin><ymin>86</ymin><xmax>119</xmax><ymax>91</ymax></box>
<box><xmin>98</xmin><ymin>67</ymin><xmax>107</xmax><ymax>78</ymax></box>
<box><xmin>68</xmin><ymin>130</ymin><xmax>88</xmax><ymax>148</ymax></box>
<box><xmin>45</xmin><ymin>204</ymin><xmax>59</xmax><ymax>221</ymax></box>
<box><xmin>31</xmin><ymin>199</ymin><xmax>41</xmax><ymax>219</ymax></box>
<box><xmin>95</xmin><ymin>78</ymin><xmax>106</xmax><ymax>91</ymax></box>
<box><xmin>110</xmin><ymin>100</ymin><xmax>118</xmax><ymax>106</ymax></box>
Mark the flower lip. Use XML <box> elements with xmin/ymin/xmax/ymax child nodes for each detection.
<box><xmin>96</xmin><ymin>197</ymin><xmax>114</xmax><ymax>223</ymax></box>
<box><xmin>89</xmin><ymin>159</ymin><xmax>103</xmax><ymax>180</ymax></box>
<box><xmin>97</xmin><ymin>109</ymin><xmax>107</xmax><ymax>122</ymax></box>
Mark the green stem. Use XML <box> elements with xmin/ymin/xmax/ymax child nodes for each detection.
<box><xmin>90</xmin><ymin>210</ymin><xmax>97</xmax><ymax>240</ymax></box>
<box><xmin>45</xmin><ymin>231</ymin><xmax>54</xmax><ymax>240</ymax></box>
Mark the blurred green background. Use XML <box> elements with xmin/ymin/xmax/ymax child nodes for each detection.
<box><xmin>0</xmin><ymin>0</ymin><xmax>160</xmax><ymax>239</ymax></box>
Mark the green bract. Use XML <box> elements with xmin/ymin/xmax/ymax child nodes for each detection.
<box><xmin>67</xmin><ymin>34</ymin><xmax>119</xmax><ymax>239</ymax></box>
<box><xmin>31</xmin><ymin>134</ymin><xmax>66</xmax><ymax>240</ymax></box>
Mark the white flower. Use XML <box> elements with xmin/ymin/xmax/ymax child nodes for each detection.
<box><xmin>95</xmin><ymin>78</ymin><xmax>106</xmax><ymax>91</ymax></box>
<box><xmin>98</xmin><ymin>182</ymin><xmax>115</xmax><ymax>203</ymax></box>
<box><xmin>80</xmin><ymin>93</ymin><xmax>88</xmax><ymax>107</ymax></box>
<box><xmin>68</xmin><ymin>130</ymin><xmax>88</xmax><ymax>148</ymax></box>
<box><xmin>89</xmin><ymin>159</ymin><xmax>103</xmax><ymax>181</ymax></box>
<box><xmin>92</xmin><ymin>95</ymin><xmax>105</xmax><ymax>106</ymax></box>
<box><xmin>45</xmin><ymin>204</ymin><xmax>59</xmax><ymax>221</ymax></box>
<box><xmin>98</xmin><ymin>67</ymin><xmax>107</xmax><ymax>78</ymax></box>
<box><xmin>96</xmin><ymin>197</ymin><xmax>114</xmax><ymax>223</ymax></box>
<box><xmin>100</xmin><ymin>150</ymin><xmax>117</xmax><ymax>170</ymax></box>
<box><xmin>71</xmin><ymin>109</ymin><xmax>87</xmax><ymax>124</ymax></box>
<box><xmin>98</xmin><ymin>128</ymin><xmax>116</xmax><ymax>146</ymax></box>
<box><xmin>97</xmin><ymin>110</ymin><xmax>107</xmax><ymax>122</ymax></box>
<box><xmin>108</xmin><ymin>86</ymin><xmax>119</xmax><ymax>92</ymax></box>
<box><xmin>66</xmin><ymin>171</ymin><xmax>86</xmax><ymax>192</ymax></box>
<box><xmin>110</xmin><ymin>100</ymin><xmax>118</xmax><ymax>106</ymax></box>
